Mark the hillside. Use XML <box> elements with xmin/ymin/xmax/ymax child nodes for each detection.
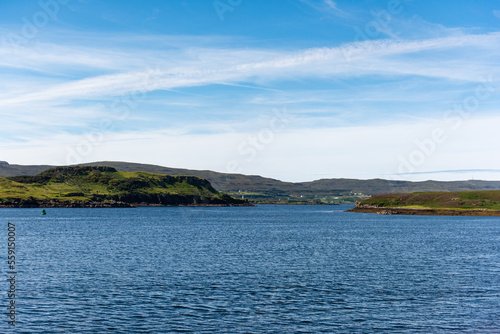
<box><xmin>349</xmin><ymin>191</ymin><xmax>500</xmax><ymax>216</ymax></box>
<box><xmin>0</xmin><ymin>166</ymin><xmax>248</xmax><ymax>207</ymax></box>
<box><xmin>2</xmin><ymin>161</ymin><xmax>500</xmax><ymax>204</ymax></box>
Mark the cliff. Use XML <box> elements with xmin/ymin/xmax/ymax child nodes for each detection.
<box><xmin>0</xmin><ymin>166</ymin><xmax>250</xmax><ymax>208</ymax></box>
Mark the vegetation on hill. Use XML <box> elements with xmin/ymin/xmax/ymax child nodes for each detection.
<box><xmin>0</xmin><ymin>166</ymin><xmax>248</xmax><ymax>207</ymax></box>
<box><xmin>350</xmin><ymin>190</ymin><xmax>500</xmax><ymax>215</ymax></box>
<box><xmin>357</xmin><ymin>191</ymin><xmax>500</xmax><ymax>210</ymax></box>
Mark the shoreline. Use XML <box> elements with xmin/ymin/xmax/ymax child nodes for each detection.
<box><xmin>0</xmin><ymin>201</ymin><xmax>254</xmax><ymax>208</ymax></box>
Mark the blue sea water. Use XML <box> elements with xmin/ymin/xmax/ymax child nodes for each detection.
<box><xmin>1</xmin><ymin>205</ymin><xmax>500</xmax><ymax>333</ymax></box>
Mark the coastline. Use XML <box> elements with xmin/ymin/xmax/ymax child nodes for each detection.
<box><xmin>348</xmin><ymin>205</ymin><xmax>500</xmax><ymax>216</ymax></box>
<box><xmin>0</xmin><ymin>201</ymin><xmax>254</xmax><ymax>208</ymax></box>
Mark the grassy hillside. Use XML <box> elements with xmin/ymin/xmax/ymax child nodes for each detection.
<box><xmin>0</xmin><ymin>166</ymin><xmax>247</xmax><ymax>207</ymax></box>
<box><xmin>355</xmin><ymin>190</ymin><xmax>500</xmax><ymax>211</ymax></box>
<box><xmin>2</xmin><ymin>161</ymin><xmax>500</xmax><ymax>204</ymax></box>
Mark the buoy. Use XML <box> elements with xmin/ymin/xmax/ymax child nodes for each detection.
<box><xmin>42</xmin><ymin>209</ymin><xmax>47</xmax><ymax>215</ymax></box>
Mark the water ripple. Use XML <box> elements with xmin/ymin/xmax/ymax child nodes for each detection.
<box><xmin>0</xmin><ymin>206</ymin><xmax>499</xmax><ymax>333</ymax></box>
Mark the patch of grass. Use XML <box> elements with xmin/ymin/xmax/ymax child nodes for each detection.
<box><xmin>359</xmin><ymin>190</ymin><xmax>500</xmax><ymax>211</ymax></box>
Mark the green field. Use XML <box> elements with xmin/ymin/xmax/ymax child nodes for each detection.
<box><xmin>357</xmin><ymin>191</ymin><xmax>500</xmax><ymax>211</ymax></box>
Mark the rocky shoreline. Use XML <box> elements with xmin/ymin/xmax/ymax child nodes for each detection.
<box><xmin>348</xmin><ymin>204</ymin><xmax>500</xmax><ymax>216</ymax></box>
<box><xmin>0</xmin><ymin>200</ymin><xmax>253</xmax><ymax>208</ymax></box>
<box><xmin>0</xmin><ymin>201</ymin><xmax>133</xmax><ymax>208</ymax></box>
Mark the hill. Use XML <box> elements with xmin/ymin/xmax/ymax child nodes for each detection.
<box><xmin>349</xmin><ymin>191</ymin><xmax>500</xmax><ymax>216</ymax></box>
<box><xmin>0</xmin><ymin>166</ymin><xmax>248</xmax><ymax>208</ymax></box>
<box><xmin>2</xmin><ymin>161</ymin><xmax>500</xmax><ymax>204</ymax></box>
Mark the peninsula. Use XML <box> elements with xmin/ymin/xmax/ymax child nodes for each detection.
<box><xmin>348</xmin><ymin>190</ymin><xmax>500</xmax><ymax>216</ymax></box>
<box><xmin>0</xmin><ymin>166</ymin><xmax>249</xmax><ymax>208</ymax></box>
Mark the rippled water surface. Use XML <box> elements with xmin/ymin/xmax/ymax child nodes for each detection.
<box><xmin>1</xmin><ymin>205</ymin><xmax>500</xmax><ymax>333</ymax></box>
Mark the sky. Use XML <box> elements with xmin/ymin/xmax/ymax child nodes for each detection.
<box><xmin>0</xmin><ymin>0</ymin><xmax>500</xmax><ymax>182</ymax></box>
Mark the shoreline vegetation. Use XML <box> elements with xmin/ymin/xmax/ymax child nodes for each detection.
<box><xmin>0</xmin><ymin>166</ymin><xmax>251</xmax><ymax>208</ymax></box>
<box><xmin>348</xmin><ymin>191</ymin><xmax>500</xmax><ymax>216</ymax></box>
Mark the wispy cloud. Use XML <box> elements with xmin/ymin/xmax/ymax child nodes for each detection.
<box><xmin>324</xmin><ymin>0</ymin><xmax>348</xmax><ymax>16</ymax></box>
<box><xmin>300</xmin><ymin>0</ymin><xmax>349</xmax><ymax>18</ymax></box>
<box><xmin>1</xmin><ymin>27</ymin><xmax>500</xmax><ymax>181</ymax></box>
<box><xmin>1</xmin><ymin>32</ymin><xmax>499</xmax><ymax>109</ymax></box>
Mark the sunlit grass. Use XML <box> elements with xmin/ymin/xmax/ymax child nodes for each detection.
<box><xmin>360</xmin><ymin>190</ymin><xmax>500</xmax><ymax>211</ymax></box>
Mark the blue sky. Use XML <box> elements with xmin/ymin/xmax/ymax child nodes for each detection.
<box><xmin>1</xmin><ymin>0</ymin><xmax>500</xmax><ymax>182</ymax></box>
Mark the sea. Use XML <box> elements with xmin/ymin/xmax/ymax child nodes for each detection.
<box><xmin>1</xmin><ymin>205</ymin><xmax>499</xmax><ymax>333</ymax></box>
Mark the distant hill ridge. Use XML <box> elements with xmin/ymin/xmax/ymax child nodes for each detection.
<box><xmin>1</xmin><ymin>161</ymin><xmax>500</xmax><ymax>201</ymax></box>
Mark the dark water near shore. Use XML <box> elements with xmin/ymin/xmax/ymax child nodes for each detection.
<box><xmin>1</xmin><ymin>205</ymin><xmax>500</xmax><ymax>333</ymax></box>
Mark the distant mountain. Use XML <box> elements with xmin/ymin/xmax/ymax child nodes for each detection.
<box><xmin>304</xmin><ymin>178</ymin><xmax>500</xmax><ymax>194</ymax></box>
<box><xmin>1</xmin><ymin>161</ymin><xmax>500</xmax><ymax>203</ymax></box>
<box><xmin>0</xmin><ymin>161</ymin><xmax>53</xmax><ymax>177</ymax></box>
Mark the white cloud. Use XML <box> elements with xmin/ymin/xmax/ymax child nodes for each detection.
<box><xmin>3</xmin><ymin>115</ymin><xmax>500</xmax><ymax>182</ymax></box>
<box><xmin>1</xmin><ymin>30</ymin><xmax>500</xmax><ymax>181</ymax></box>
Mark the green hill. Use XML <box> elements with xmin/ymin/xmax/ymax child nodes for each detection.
<box><xmin>349</xmin><ymin>190</ymin><xmax>500</xmax><ymax>216</ymax></box>
<box><xmin>0</xmin><ymin>166</ymin><xmax>248</xmax><ymax>208</ymax></box>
